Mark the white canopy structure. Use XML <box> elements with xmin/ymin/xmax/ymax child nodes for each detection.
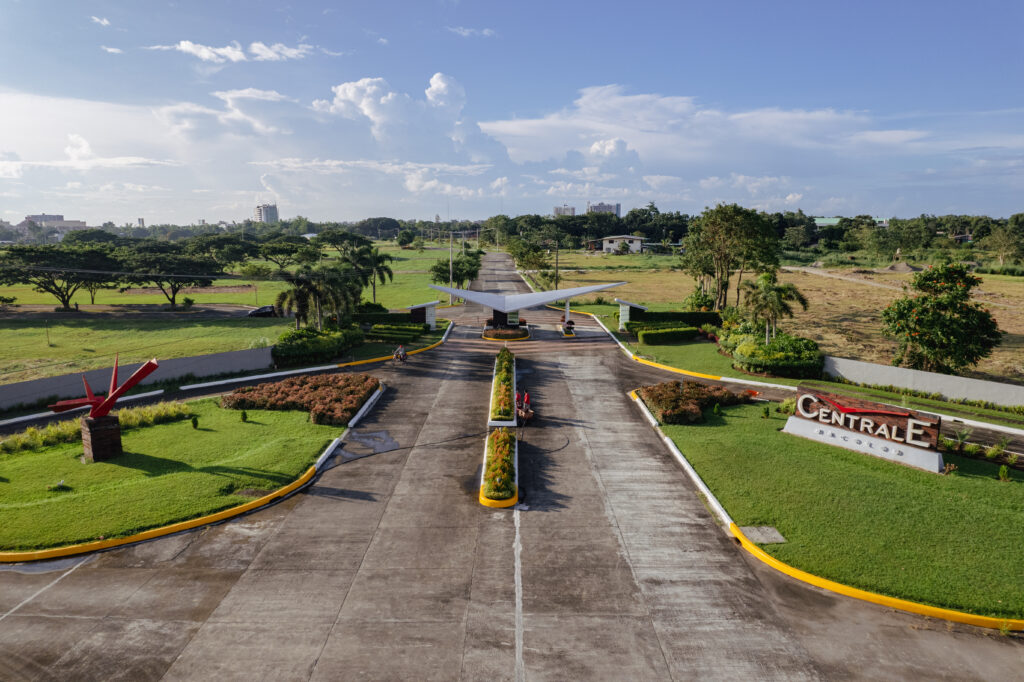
<box><xmin>428</xmin><ymin>282</ymin><xmax>625</xmax><ymax>313</ymax></box>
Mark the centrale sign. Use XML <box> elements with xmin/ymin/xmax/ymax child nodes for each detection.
<box><xmin>793</xmin><ymin>389</ymin><xmax>941</xmax><ymax>450</ymax></box>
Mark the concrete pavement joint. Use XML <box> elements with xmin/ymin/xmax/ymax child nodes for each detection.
<box><xmin>0</xmin><ymin>556</ymin><xmax>88</xmax><ymax>623</ymax></box>
<box><xmin>513</xmin><ymin>509</ymin><xmax>524</xmax><ymax>682</ymax></box>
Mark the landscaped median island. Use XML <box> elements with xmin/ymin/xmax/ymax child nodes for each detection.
<box><xmin>636</xmin><ymin>381</ymin><xmax>1024</xmax><ymax>623</ymax></box>
<box><xmin>479</xmin><ymin>427</ymin><xmax>518</xmax><ymax>508</ymax></box>
<box><xmin>0</xmin><ymin>373</ymin><xmax>379</xmax><ymax>554</ymax></box>
<box><xmin>487</xmin><ymin>347</ymin><xmax>516</xmax><ymax>428</ymax></box>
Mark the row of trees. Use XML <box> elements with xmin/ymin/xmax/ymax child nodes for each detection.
<box><xmin>0</xmin><ymin>229</ymin><xmax>396</xmax><ymax>311</ymax></box>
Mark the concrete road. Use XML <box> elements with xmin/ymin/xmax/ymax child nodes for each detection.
<box><xmin>0</xmin><ymin>252</ymin><xmax>1019</xmax><ymax>680</ymax></box>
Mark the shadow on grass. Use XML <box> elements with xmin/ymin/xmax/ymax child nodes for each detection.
<box><xmin>110</xmin><ymin>451</ymin><xmax>295</xmax><ymax>486</ymax></box>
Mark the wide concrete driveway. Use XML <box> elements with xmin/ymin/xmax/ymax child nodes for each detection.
<box><xmin>0</xmin><ymin>253</ymin><xmax>1019</xmax><ymax>680</ymax></box>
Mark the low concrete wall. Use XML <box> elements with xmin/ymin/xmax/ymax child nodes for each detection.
<box><xmin>0</xmin><ymin>347</ymin><xmax>273</xmax><ymax>411</ymax></box>
<box><xmin>823</xmin><ymin>356</ymin><xmax>1024</xmax><ymax>407</ymax></box>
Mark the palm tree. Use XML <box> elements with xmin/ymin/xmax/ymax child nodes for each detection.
<box><xmin>740</xmin><ymin>271</ymin><xmax>809</xmax><ymax>343</ymax></box>
<box><xmin>274</xmin><ymin>267</ymin><xmax>318</xmax><ymax>330</ymax></box>
<box><xmin>315</xmin><ymin>263</ymin><xmax>361</xmax><ymax>327</ymax></box>
<box><xmin>347</xmin><ymin>246</ymin><xmax>394</xmax><ymax>304</ymax></box>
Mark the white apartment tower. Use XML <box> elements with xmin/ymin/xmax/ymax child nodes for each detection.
<box><xmin>586</xmin><ymin>201</ymin><xmax>621</xmax><ymax>217</ymax></box>
<box><xmin>553</xmin><ymin>204</ymin><xmax>576</xmax><ymax>216</ymax></box>
<box><xmin>254</xmin><ymin>203</ymin><xmax>279</xmax><ymax>223</ymax></box>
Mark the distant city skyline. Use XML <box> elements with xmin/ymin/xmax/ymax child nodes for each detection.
<box><xmin>2</xmin><ymin>1</ymin><xmax>1023</xmax><ymax>225</ymax></box>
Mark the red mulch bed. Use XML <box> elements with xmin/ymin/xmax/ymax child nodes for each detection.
<box><xmin>220</xmin><ymin>373</ymin><xmax>379</xmax><ymax>425</ymax></box>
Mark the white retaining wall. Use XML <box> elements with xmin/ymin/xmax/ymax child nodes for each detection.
<box><xmin>823</xmin><ymin>356</ymin><xmax>1024</xmax><ymax>407</ymax></box>
<box><xmin>0</xmin><ymin>347</ymin><xmax>273</xmax><ymax>411</ymax></box>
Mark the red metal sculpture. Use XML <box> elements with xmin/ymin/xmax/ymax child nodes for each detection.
<box><xmin>49</xmin><ymin>355</ymin><xmax>160</xmax><ymax>418</ymax></box>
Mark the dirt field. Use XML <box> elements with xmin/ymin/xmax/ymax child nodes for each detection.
<box><xmin>556</xmin><ymin>266</ymin><xmax>1024</xmax><ymax>385</ymax></box>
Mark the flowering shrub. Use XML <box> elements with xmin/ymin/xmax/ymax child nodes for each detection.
<box><xmin>490</xmin><ymin>348</ymin><xmax>515</xmax><ymax>420</ymax></box>
<box><xmin>639</xmin><ymin>380</ymin><xmax>751</xmax><ymax>424</ymax></box>
<box><xmin>483</xmin><ymin>427</ymin><xmax>516</xmax><ymax>499</ymax></box>
<box><xmin>220</xmin><ymin>373</ymin><xmax>379</xmax><ymax>426</ymax></box>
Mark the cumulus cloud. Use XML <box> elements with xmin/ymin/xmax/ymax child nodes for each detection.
<box><xmin>100</xmin><ymin>46</ymin><xmax>123</xmax><ymax>54</ymax></box>
<box><xmin>447</xmin><ymin>27</ymin><xmax>495</xmax><ymax>38</ymax></box>
<box><xmin>90</xmin><ymin>16</ymin><xmax>110</xmax><ymax>27</ymax></box>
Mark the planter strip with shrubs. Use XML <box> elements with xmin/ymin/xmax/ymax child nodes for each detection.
<box><xmin>488</xmin><ymin>348</ymin><xmax>517</xmax><ymax>427</ymax></box>
<box><xmin>220</xmin><ymin>373</ymin><xmax>380</xmax><ymax>426</ymax></box>
<box><xmin>272</xmin><ymin>327</ymin><xmax>365</xmax><ymax>367</ymax></box>
<box><xmin>638</xmin><ymin>380</ymin><xmax>752</xmax><ymax>424</ymax></box>
<box><xmin>479</xmin><ymin>427</ymin><xmax>518</xmax><ymax>508</ymax></box>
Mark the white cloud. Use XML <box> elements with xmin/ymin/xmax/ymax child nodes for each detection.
<box><xmin>447</xmin><ymin>27</ymin><xmax>496</xmax><ymax>38</ymax></box>
<box><xmin>785</xmin><ymin>192</ymin><xmax>804</xmax><ymax>204</ymax></box>
<box><xmin>100</xmin><ymin>46</ymin><xmax>122</xmax><ymax>54</ymax></box>
<box><xmin>148</xmin><ymin>40</ymin><xmax>247</xmax><ymax>63</ymax></box>
<box><xmin>377</xmin><ymin>37</ymin><xmax>389</xmax><ymax>45</ymax></box>
<box><xmin>64</xmin><ymin>134</ymin><xmax>93</xmax><ymax>161</ymax></box>
<box><xmin>846</xmin><ymin>129</ymin><xmax>928</xmax><ymax>145</ymax></box>
<box><xmin>319</xmin><ymin>47</ymin><xmax>346</xmax><ymax>57</ymax></box>
<box><xmin>156</xmin><ymin>88</ymin><xmax>294</xmax><ymax>136</ymax></box>
<box><xmin>248</xmin><ymin>41</ymin><xmax>314</xmax><ymax>61</ymax></box>
<box><xmin>90</xmin><ymin>16</ymin><xmax>110</xmax><ymax>27</ymax></box>
<box><xmin>424</xmin><ymin>73</ymin><xmax>465</xmax><ymax>115</ymax></box>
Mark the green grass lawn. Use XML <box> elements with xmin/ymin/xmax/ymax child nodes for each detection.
<box><xmin>0</xmin><ymin>317</ymin><xmax>293</xmax><ymax>385</ymax></box>
<box><xmin>660</xmin><ymin>402</ymin><xmax>1024</xmax><ymax>619</ymax></box>
<box><xmin>617</xmin><ymin>336</ymin><xmax>1024</xmax><ymax>429</ymax></box>
<box><xmin>0</xmin><ymin>399</ymin><xmax>339</xmax><ymax>550</ymax></box>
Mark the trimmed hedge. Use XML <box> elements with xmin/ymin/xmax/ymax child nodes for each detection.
<box><xmin>637</xmin><ymin>326</ymin><xmax>699</xmax><ymax>344</ymax></box>
<box><xmin>624</xmin><ymin>311</ymin><xmax>723</xmax><ymax>327</ymax></box>
<box><xmin>271</xmin><ymin>327</ymin><xmax>364</xmax><ymax>366</ymax></box>
<box><xmin>220</xmin><ymin>373</ymin><xmax>379</xmax><ymax>425</ymax></box>
<box><xmin>638</xmin><ymin>380</ymin><xmax>750</xmax><ymax>424</ymax></box>
<box><xmin>731</xmin><ymin>333</ymin><xmax>823</xmax><ymax>379</ymax></box>
<box><xmin>483</xmin><ymin>328</ymin><xmax>529</xmax><ymax>340</ymax></box>
<box><xmin>353</xmin><ymin>312</ymin><xmax>414</xmax><ymax>325</ymax></box>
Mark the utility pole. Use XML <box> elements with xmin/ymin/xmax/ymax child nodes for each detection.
<box><xmin>448</xmin><ymin>231</ymin><xmax>454</xmax><ymax>305</ymax></box>
<box><xmin>555</xmin><ymin>241</ymin><xmax>560</xmax><ymax>290</ymax></box>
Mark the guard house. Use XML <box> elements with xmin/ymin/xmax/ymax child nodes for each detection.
<box><xmin>407</xmin><ymin>300</ymin><xmax>440</xmax><ymax>330</ymax></box>
<box><xmin>429</xmin><ymin>283</ymin><xmax>626</xmax><ymax>330</ymax></box>
<box><xmin>615</xmin><ymin>298</ymin><xmax>647</xmax><ymax>331</ymax></box>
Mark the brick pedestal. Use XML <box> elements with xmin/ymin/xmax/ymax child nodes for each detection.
<box><xmin>81</xmin><ymin>415</ymin><xmax>122</xmax><ymax>462</ymax></box>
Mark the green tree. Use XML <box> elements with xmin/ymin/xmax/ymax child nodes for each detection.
<box><xmin>347</xmin><ymin>246</ymin><xmax>395</xmax><ymax>304</ymax></box>
<box><xmin>274</xmin><ymin>267</ymin><xmax>318</xmax><ymax>330</ymax></box>
<box><xmin>0</xmin><ymin>245</ymin><xmax>121</xmax><ymax>309</ymax></box>
<box><xmin>396</xmin><ymin>229</ymin><xmax>415</xmax><ymax>247</ymax></box>
<box><xmin>881</xmin><ymin>263</ymin><xmax>1002</xmax><ymax>374</ymax></box>
<box><xmin>740</xmin><ymin>271</ymin><xmax>809</xmax><ymax>343</ymax></box>
<box><xmin>313</xmin><ymin>228</ymin><xmax>372</xmax><ymax>258</ymax></box>
<box><xmin>429</xmin><ymin>252</ymin><xmax>481</xmax><ymax>290</ymax></box>
<box><xmin>981</xmin><ymin>224</ymin><xmax>1023</xmax><ymax>266</ymax></box>
<box><xmin>119</xmin><ymin>249</ymin><xmax>219</xmax><ymax>308</ymax></box>
<box><xmin>258</xmin><ymin>235</ymin><xmax>319</xmax><ymax>269</ymax></box>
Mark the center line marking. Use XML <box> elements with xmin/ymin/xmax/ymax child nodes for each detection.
<box><xmin>513</xmin><ymin>507</ymin><xmax>525</xmax><ymax>682</ymax></box>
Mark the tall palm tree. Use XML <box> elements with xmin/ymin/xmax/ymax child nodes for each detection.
<box><xmin>347</xmin><ymin>246</ymin><xmax>394</xmax><ymax>304</ymax></box>
<box><xmin>740</xmin><ymin>271</ymin><xmax>809</xmax><ymax>343</ymax></box>
<box><xmin>315</xmin><ymin>263</ymin><xmax>361</xmax><ymax>327</ymax></box>
<box><xmin>274</xmin><ymin>266</ymin><xmax>318</xmax><ymax>330</ymax></box>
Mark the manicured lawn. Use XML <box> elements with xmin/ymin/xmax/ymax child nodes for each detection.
<box><xmin>0</xmin><ymin>317</ymin><xmax>292</xmax><ymax>385</ymax></box>
<box><xmin>0</xmin><ymin>399</ymin><xmax>340</xmax><ymax>550</ymax></box>
<box><xmin>660</xmin><ymin>402</ymin><xmax>1024</xmax><ymax>619</ymax></box>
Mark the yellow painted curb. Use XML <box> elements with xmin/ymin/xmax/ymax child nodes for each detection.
<box><xmin>336</xmin><ymin>322</ymin><xmax>453</xmax><ymax>368</ymax></box>
<box><xmin>730</xmin><ymin>523</ymin><xmax>1024</xmax><ymax>632</ymax></box>
<box><xmin>0</xmin><ymin>466</ymin><xmax>318</xmax><ymax>563</ymax></box>
<box><xmin>633</xmin><ymin>356</ymin><xmax>722</xmax><ymax>381</ymax></box>
<box><xmin>544</xmin><ymin>304</ymin><xmax>600</xmax><ymax>318</ymax></box>
<box><xmin>479</xmin><ymin>485</ymin><xmax>518</xmax><ymax>508</ymax></box>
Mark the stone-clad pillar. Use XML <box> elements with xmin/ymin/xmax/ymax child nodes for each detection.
<box><xmin>81</xmin><ymin>415</ymin><xmax>123</xmax><ymax>462</ymax></box>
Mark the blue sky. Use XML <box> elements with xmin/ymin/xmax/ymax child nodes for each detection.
<box><xmin>1</xmin><ymin>0</ymin><xmax>1023</xmax><ymax>225</ymax></box>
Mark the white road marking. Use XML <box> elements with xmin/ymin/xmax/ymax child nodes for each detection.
<box><xmin>514</xmin><ymin>508</ymin><xmax>525</xmax><ymax>682</ymax></box>
<box><xmin>0</xmin><ymin>557</ymin><xmax>87</xmax><ymax>623</ymax></box>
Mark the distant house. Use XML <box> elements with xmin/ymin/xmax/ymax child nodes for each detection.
<box><xmin>588</xmin><ymin>235</ymin><xmax>648</xmax><ymax>254</ymax></box>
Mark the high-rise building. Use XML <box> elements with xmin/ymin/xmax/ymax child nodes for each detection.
<box><xmin>586</xmin><ymin>201</ymin><xmax>621</xmax><ymax>218</ymax></box>
<box><xmin>254</xmin><ymin>203</ymin><xmax>279</xmax><ymax>223</ymax></box>
<box><xmin>138</xmin><ymin>218</ymin><xmax>145</xmax><ymax>228</ymax></box>
<box><xmin>554</xmin><ymin>204</ymin><xmax>576</xmax><ymax>216</ymax></box>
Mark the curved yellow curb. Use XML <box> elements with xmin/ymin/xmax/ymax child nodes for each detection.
<box><xmin>479</xmin><ymin>485</ymin><xmax>518</xmax><ymax>508</ymax></box>
<box><xmin>730</xmin><ymin>523</ymin><xmax>1024</xmax><ymax>632</ymax></box>
<box><xmin>0</xmin><ymin>466</ymin><xmax>318</xmax><ymax>563</ymax></box>
<box><xmin>336</xmin><ymin>322</ymin><xmax>453</xmax><ymax>368</ymax></box>
<box><xmin>633</xmin><ymin>356</ymin><xmax>722</xmax><ymax>381</ymax></box>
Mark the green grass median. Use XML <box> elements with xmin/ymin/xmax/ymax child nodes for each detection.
<box><xmin>0</xmin><ymin>399</ymin><xmax>340</xmax><ymax>550</ymax></box>
<box><xmin>661</xmin><ymin>402</ymin><xmax>1024</xmax><ymax>619</ymax></box>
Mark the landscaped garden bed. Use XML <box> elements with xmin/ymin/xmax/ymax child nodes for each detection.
<box><xmin>487</xmin><ymin>348</ymin><xmax>516</xmax><ymax>427</ymax></box>
<box><xmin>0</xmin><ymin>398</ymin><xmax>346</xmax><ymax>551</ymax></box>
<box><xmin>482</xmin><ymin>326</ymin><xmax>530</xmax><ymax>340</ymax></box>
<box><xmin>220</xmin><ymin>372</ymin><xmax>379</xmax><ymax>425</ymax></box>
<box><xmin>647</xmin><ymin>397</ymin><xmax>1024</xmax><ymax>620</ymax></box>
<box><xmin>479</xmin><ymin>426</ymin><xmax>518</xmax><ymax>508</ymax></box>
<box><xmin>638</xmin><ymin>380</ymin><xmax>751</xmax><ymax>423</ymax></box>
